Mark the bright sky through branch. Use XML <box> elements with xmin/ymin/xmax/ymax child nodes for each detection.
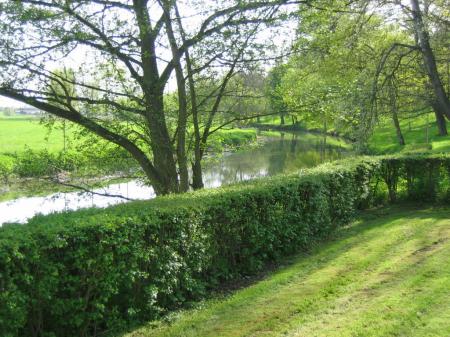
<box><xmin>0</xmin><ymin>0</ymin><xmax>297</xmax><ymax>108</ymax></box>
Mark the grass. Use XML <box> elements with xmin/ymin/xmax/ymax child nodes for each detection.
<box><xmin>0</xmin><ymin>115</ymin><xmax>74</xmax><ymax>153</ymax></box>
<box><xmin>0</xmin><ymin>114</ymin><xmax>258</xmax><ymax>155</ymax></box>
<box><xmin>123</xmin><ymin>205</ymin><xmax>450</xmax><ymax>337</ymax></box>
<box><xmin>369</xmin><ymin>113</ymin><xmax>450</xmax><ymax>154</ymax></box>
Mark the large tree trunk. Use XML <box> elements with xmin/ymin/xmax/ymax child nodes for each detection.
<box><xmin>431</xmin><ymin>102</ymin><xmax>448</xmax><ymax>136</ymax></box>
<box><xmin>146</xmin><ymin>95</ymin><xmax>180</xmax><ymax>195</ymax></box>
<box><xmin>191</xmin><ymin>157</ymin><xmax>204</xmax><ymax>190</ymax></box>
<box><xmin>410</xmin><ymin>0</ymin><xmax>450</xmax><ymax>120</ymax></box>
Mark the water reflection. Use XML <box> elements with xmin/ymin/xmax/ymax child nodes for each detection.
<box><xmin>202</xmin><ymin>131</ymin><xmax>347</xmax><ymax>186</ymax></box>
<box><xmin>0</xmin><ymin>131</ymin><xmax>350</xmax><ymax>225</ymax></box>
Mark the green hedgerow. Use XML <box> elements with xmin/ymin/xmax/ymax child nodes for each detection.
<box><xmin>0</xmin><ymin>154</ymin><xmax>449</xmax><ymax>337</ymax></box>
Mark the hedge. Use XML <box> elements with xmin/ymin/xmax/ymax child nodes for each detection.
<box><xmin>0</xmin><ymin>154</ymin><xmax>449</xmax><ymax>337</ymax></box>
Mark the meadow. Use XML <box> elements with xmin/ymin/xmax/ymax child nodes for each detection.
<box><xmin>0</xmin><ymin>113</ymin><xmax>258</xmax><ymax>155</ymax></box>
<box><xmin>0</xmin><ymin>114</ymin><xmax>73</xmax><ymax>154</ymax></box>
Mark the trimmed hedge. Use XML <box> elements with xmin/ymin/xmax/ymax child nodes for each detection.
<box><xmin>0</xmin><ymin>154</ymin><xmax>449</xmax><ymax>337</ymax></box>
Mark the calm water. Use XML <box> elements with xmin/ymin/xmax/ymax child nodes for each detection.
<box><xmin>0</xmin><ymin>131</ymin><xmax>351</xmax><ymax>225</ymax></box>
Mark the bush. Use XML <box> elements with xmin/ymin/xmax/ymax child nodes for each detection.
<box><xmin>11</xmin><ymin>149</ymin><xmax>81</xmax><ymax>177</ymax></box>
<box><xmin>8</xmin><ymin>147</ymin><xmax>136</xmax><ymax>178</ymax></box>
<box><xmin>207</xmin><ymin>129</ymin><xmax>257</xmax><ymax>152</ymax></box>
<box><xmin>376</xmin><ymin>153</ymin><xmax>450</xmax><ymax>203</ymax></box>
<box><xmin>0</xmin><ymin>155</ymin><xmax>14</xmax><ymax>183</ymax></box>
<box><xmin>0</xmin><ymin>154</ymin><xmax>449</xmax><ymax>337</ymax></box>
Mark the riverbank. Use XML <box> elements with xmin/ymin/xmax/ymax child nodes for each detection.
<box><xmin>368</xmin><ymin>113</ymin><xmax>450</xmax><ymax>154</ymax></box>
<box><xmin>249</xmin><ymin>121</ymin><xmax>351</xmax><ymax>140</ymax></box>
<box><xmin>123</xmin><ymin>204</ymin><xmax>450</xmax><ymax>337</ymax></box>
<box><xmin>0</xmin><ymin>130</ymin><xmax>351</xmax><ymax>224</ymax></box>
<box><xmin>0</xmin><ymin>120</ymin><xmax>258</xmax><ymax>202</ymax></box>
<box><xmin>252</xmin><ymin>113</ymin><xmax>450</xmax><ymax>155</ymax></box>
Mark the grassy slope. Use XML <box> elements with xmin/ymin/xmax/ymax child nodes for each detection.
<box><xmin>124</xmin><ymin>206</ymin><xmax>450</xmax><ymax>337</ymax></box>
<box><xmin>369</xmin><ymin>113</ymin><xmax>450</xmax><ymax>154</ymax></box>
<box><xmin>258</xmin><ymin>113</ymin><xmax>450</xmax><ymax>154</ymax></box>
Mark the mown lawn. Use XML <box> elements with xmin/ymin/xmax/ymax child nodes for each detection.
<box><xmin>123</xmin><ymin>206</ymin><xmax>450</xmax><ymax>337</ymax></box>
<box><xmin>369</xmin><ymin>113</ymin><xmax>450</xmax><ymax>154</ymax></box>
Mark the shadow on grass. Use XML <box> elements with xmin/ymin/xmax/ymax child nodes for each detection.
<box><xmin>111</xmin><ymin>203</ymin><xmax>449</xmax><ymax>337</ymax></box>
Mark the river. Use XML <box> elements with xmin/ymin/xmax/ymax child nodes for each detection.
<box><xmin>0</xmin><ymin>131</ymin><xmax>351</xmax><ymax>225</ymax></box>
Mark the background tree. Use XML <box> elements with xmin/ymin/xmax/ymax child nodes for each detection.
<box><xmin>266</xmin><ymin>63</ymin><xmax>289</xmax><ymax>125</ymax></box>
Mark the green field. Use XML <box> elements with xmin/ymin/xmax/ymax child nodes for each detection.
<box><xmin>125</xmin><ymin>206</ymin><xmax>450</xmax><ymax>337</ymax></box>
<box><xmin>2</xmin><ymin>111</ymin><xmax>448</xmax><ymax>156</ymax></box>
<box><xmin>369</xmin><ymin>113</ymin><xmax>450</xmax><ymax>154</ymax></box>
<box><xmin>0</xmin><ymin>114</ymin><xmax>257</xmax><ymax>155</ymax></box>
<box><xmin>0</xmin><ymin>115</ymin><xmax>72</xmax><ymax>153</ymax></box>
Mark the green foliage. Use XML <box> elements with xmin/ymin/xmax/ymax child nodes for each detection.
<box><xmin>376</xmin><ymin>154</ymin><xmax>450</xmax><ymax>203</ymax></box>
<box><xmin>208</xmin><ymin>129</ymin><xmax>257</xmax><ymax>151</ymax></box>
<box><xmin>0</xmin><ymin>155</ymin><xmax>13</xmax><ymax>183</ymax></box>
<box><xmin>0</xmin><ymin>154</ymin><xmax>449</xmax><ymax>336</ymax></box>
<box><xmin>266</xmin><ymin>64</ymin><xmax>289</xmax><ymax>124</ymax></box>
<box><xmin>8</xmin><ymin>147</ymin><xmax>135</xmax><ymax>178</ymax></box>
<box><xmin>11</xmin><ymin>149</ymin><xmax>80</xmax><ymax>177</ymax></box>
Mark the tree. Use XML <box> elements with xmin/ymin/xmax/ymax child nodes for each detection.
<box><xmin>275</xmin><ymin>0</ymin><xmax>449</xmax><ymax>149</ymax></box>
<box><xmin>409</xmin><ymin>0</ymin><xmax>450</xmax><ymax>120</ymax></box>
<box><xmin>0</xmin><ymin>0</ymin><xmax>298</xmax><ymax>195</ymax></box>
<box><xmin>279</xmin><ymin>6</ymin><xmax>391</xmax><ymax>142</ymax></box>
<box><xmin>367</xmin><ymin>0</ymin><xmax>448</xmax><ymax>135</ymax></box>
<box><xmin>267</xmin><ymin>63</ymin><xmax>289</xmax><ymax>125</ymax></box>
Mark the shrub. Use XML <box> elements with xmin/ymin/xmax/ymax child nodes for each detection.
<box><xmin>207</xmin><ymin>129</ymin><xmax>257</xmax><ymax>152</ymax></box>
<box><xmin>12</xmin><ymin>149</ymin><xmax>80</xmax><ymax>177</ymax></box>
<box><xmin>0</xmin><ymin>155</ymin><xmax>14</xmax><ymax>183</ymax></box>
<box><xmin>9</xmin><ymin>147</ymin><xmax>136</xmax><ymax>178</ymax></box>
<box><xmin>0</xmin><ymin>154</ymin><xmax>448</xmax><ymax>336</ymax></box>
<box><xmin>377</xmin><ymin>153</ymin><xmax>450</xmax><ymax>203</ymax></box>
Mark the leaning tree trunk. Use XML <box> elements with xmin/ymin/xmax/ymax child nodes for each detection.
<box><xmin>392</xmin><ymin>108</ymin><xmax>405</xmax><ymax>146</ymax></box>
<box><xmin>411</xmin><ymin>0</ymin><xmax>450</xmax><ymax>120</ymax></box>
<box><xmin>431</xmin><ymin>102</ymin><xmax>448</xmax><ymax>136</ymax></box>
<box><xmin>388</xmin><ymin>79</ymin><xmax>406</xmax><ymax>145</ymax></box>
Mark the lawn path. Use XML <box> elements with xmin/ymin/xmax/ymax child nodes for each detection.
<box><xmin>124</xmin><ymin>206</ymin><xmax>450</xmax><ymax>337</ymax></box>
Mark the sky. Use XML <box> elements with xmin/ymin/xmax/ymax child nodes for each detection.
<box><xmin>0</xmin><ymin>96</ymin><xmax>25</xmax><ymax>108</ymax></box>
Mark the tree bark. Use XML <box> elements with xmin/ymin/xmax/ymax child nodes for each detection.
<box><xmin>133</xmin><ymin>0</ymin><xmax>179</xmax><ymax>194</ymax></box>
<box><xmin>410</xmin><ymin>0</ymin><xmax>450</xmax><ymax>120</ymax></box>
<box><xmin>191</xmin><ymin>159</ymin><xmax>204</xmax><ymax>190</ymax></box>
<box><xmin>280</xmin><ymin>112</ymin><xmax>285</xmax><ymax>125</ymax></box>
<box><xmin>392</xmin><ymin>109</ymin><xmax>405</xmax><ymax>146</ymax></box>
<box><xmin>388</xmin><ymin>79</ymin><xmax>406</xmax><ymax>146</ymax></box>
<box><xmin>162</xmin><ymin>1</ymin><xmax>189</xmax><ymax>192</ymax></box>
<box><xmin>431</xmin><ymin>102</ymin><xmax>448</xmax><ymax>136</ymax></box>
